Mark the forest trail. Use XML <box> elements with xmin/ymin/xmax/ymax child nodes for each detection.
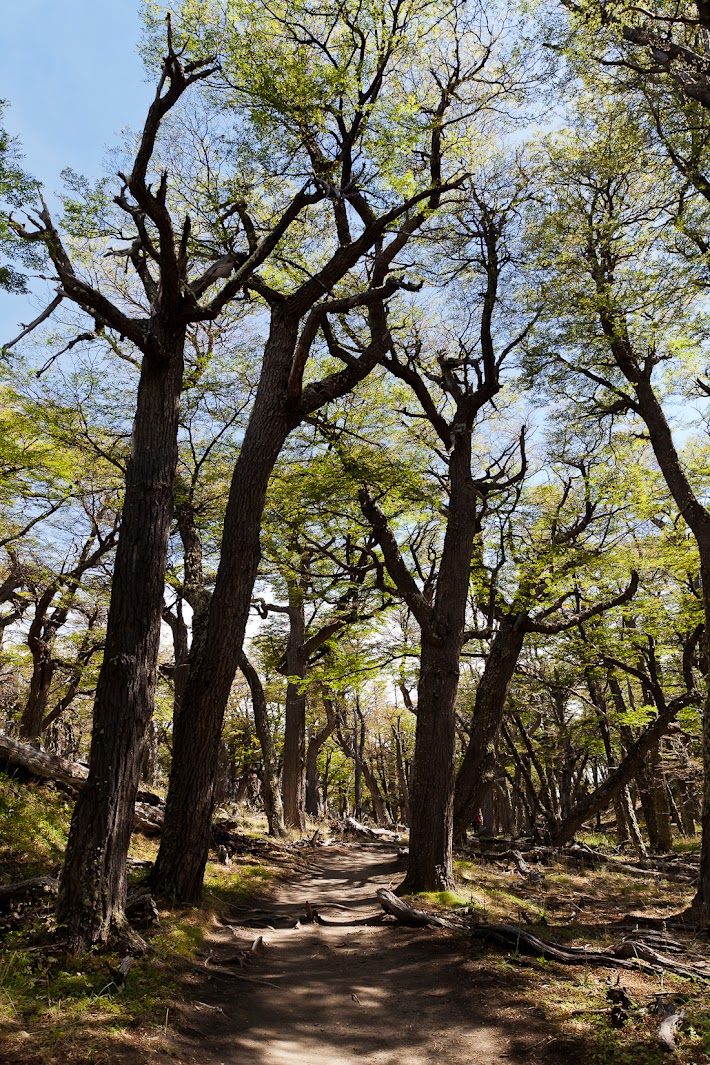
<box><xmin>170</xmin><ymin>843</ymin><xmax>572</xmax><ymax>1065</ymax></box>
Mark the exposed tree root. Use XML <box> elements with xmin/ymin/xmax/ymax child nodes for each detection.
<box><xmin>468</xmin><ymin>923</ymin><xmax>710</xmax><ymax>980</ymax></box>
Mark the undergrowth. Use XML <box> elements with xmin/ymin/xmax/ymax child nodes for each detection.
<box><xmin>452</xmin><ymin>851</ymin><xmax>710</xmax><ymax>1063</ymax></box>
<box><xmin>0</xmin><ymin>773</ymin><xmax>283</xmax><ymax>1064</ymax></box>
<box><xmin>0</xmin><ymin>771</ymin><xmax>72</xmax><ymax>880</ymax></box>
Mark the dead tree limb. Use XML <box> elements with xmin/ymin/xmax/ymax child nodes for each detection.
<box><xmin>469</xmin><ymin>923</ymin><xmax>710</xmax><ymax>980</ymax></box>
<box><xmin>376</xmin><ymin>888</ymin><xmax>454</xmax><ymax>928</ymax></box>
<box><xmin>658</xmin><ymin>1009</ymin><xmax>685</xmax><ymax>1050</ymax></box>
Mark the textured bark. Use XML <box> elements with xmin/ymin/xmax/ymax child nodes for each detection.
<box><xmin>452</xmin><ymin>617</ymin><xmax>526</xmax><ymax>841</ymax></box>
<box><xmin>149</xmin><ymin>313</ymin><xmax>298</xmax><ymax>902</ymax></box>
<box><xmin>57</xmin><ymin>339</ymin><xmax>184</xmax><ymax>950</ymax></box>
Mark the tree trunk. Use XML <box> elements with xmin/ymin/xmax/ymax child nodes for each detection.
<box><xmin>393</xmin><ymin>721</ymin><xmax>411</xmax><ymax>825</ymax></box>
<box><xmin>692</xmin><ymin>563</ymin><xmax>710</xmax><ymax>920</ymax></box>
<box><xmin>305</xmin><ymin>697</ymin><xmax>338</xmax><ymax>817</ymax></box>
<box><xmin>141</xmin><ymin>720</ymin><xmax>159</xmax><ymax>788</ymax></box>
<box><xmin>20</xmin><ymin>643</ymin><xmax>55</xmax><ymax>742</ymax></box>
<box><xmin>353</xmin><ymin>700</ymin><xmax>364</xmax><ymax>821</ymax></box>
<box><xmin>599</xmin><ymin>320</ymin><xmax>710</xmax><ymax>918</ymax></box>
<box><xmin>239</xmin><ymin>652</ymin><xmax>286</xmax><ymax>837</ymax></box>
<box><xmin>452</xmin><ymin>617</ymin><xmax>526</xmax><ymax>842</ymax></box>
<box><xmin>282</xmin><ymin>582</ymin><xmax>307</xmax><ymax>831</ymax></box>
<box><xmin>400</xmin><ymin>635</ymin><xmax>459</xmax><ymax>892</ymax></box>
<box><xmin>56</xmin><ymin>343</ymin><xmax>183</xmax><ymax>950</ymax></box>
<box><xmin>361</xmin><ymin>754</ymin><xmax>392</xmax><ymax>826</ymax></box>
<box><xmin>149</xmin><ymin>312</ymin><xmax>298</xmax><ymax>903</ymax></box>
<box><xmin>620</xmin><ymin>784</ymin><xmax>647</xmax><ymax>856</ymax></box>
<box><xmin>321</xmin><ymin>749</ymin><xmax>332</xmax><ymax>814</ymax></box>
<box><xmin>648</xmin><ymin>743</ymin><xmax>674</xmax><ymax>852</ymax></box>
<box><xmin>635</xmin><ymin>759</ymin><xmax>661</xmax><ymax>852</ymax></box>
<box><xmin>550</xmin><ymin>704</ymin><xmax>679</xmax><ymax>846</ymax></box>
<box><xmin>673</xmin><ymin>779</ymin><xmax>696</xmax><ymax>836</ymax></box>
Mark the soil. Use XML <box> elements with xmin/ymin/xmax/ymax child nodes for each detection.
<box><xmin>168</xmin><ymin>843</ymin><xmax>582</xmax><ymax>1065</ymax></box>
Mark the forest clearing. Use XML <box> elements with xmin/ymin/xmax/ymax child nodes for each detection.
<box><xmin>4</xmin><ymin>0</ymin><xmax>710</xmax><ymax>1061</ymax></box>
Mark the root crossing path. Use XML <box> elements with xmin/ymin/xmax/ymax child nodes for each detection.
<box><xmin>173</xmin><ymin>843</ymin><xmax>571</xmax><ymax>1065</ymax></box>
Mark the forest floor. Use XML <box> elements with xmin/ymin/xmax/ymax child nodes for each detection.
<box><xmin>162</xmin><ymin>841</ymin><xmax>575</xmax><ymax>1065</ymax></box>
<box><xmin>2</xmin><ymin>778</ymin><xmax>710</xmax><ymax>1064</ymax></box>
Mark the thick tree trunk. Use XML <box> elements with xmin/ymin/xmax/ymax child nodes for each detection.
<box><xmin>239</xmin><ymin>652</ymin><xmax>286</xmax><ymax>838</ymax></box>
<box><xmin>282</xmin><ymin>584</ymin><xmax>307</xmax><ymax>831</ymax></box>
<box><xmin>452</xmin><ymin>618</ymin><xmax>526</xmax><ymax>842</ymax></box>
<box><xmin>20</xmin><ymin>646</ymin><xmax>55</xmax><ymax>741</ymax></box>
<box><xmin>56</xmin><ymin>339</ymin><xmax>184</xmax><ymax>951</ymax></box>
<box><xmin>149</xmin><ymin>313</ymin><xmax>298</xmax><ymax>903</ymax></box>
<box><xmin>401</xmin><ymin>636</ymin><xmax>460</xmax><ymax>892</ymax></box>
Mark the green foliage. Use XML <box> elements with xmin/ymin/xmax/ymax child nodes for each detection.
<box><xmin>0</xmin><ymin>103</ymin><xmax>41</xmax><ymax>294</ymax></box>
<box><xmin>0</xmin><ymin>773</ymin><xmax>71</xmax><ymax>881</ymax></box>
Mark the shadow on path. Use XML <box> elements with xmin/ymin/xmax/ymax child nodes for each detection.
<box><xmin>173</xmin><ymin>844</ymin><xmax>585</xmax><ymax>1065</ymax></box>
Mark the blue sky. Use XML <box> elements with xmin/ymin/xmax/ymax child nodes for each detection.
<box><xmin>0</xmin><ymin>1</ymin><xmax>152</xmax><ymax>341</ymax></box>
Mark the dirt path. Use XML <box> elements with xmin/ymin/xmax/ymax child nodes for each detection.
<box><xmin>172</xmin><ymin>844</ymin><xmax>575</xmax><ymax>1065</ymax></box>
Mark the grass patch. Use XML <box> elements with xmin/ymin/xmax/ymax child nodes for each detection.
<box><xmin>408</xmin><ymin>889</ymin><xmax>469</xmax><ymax>909</ymax></box>
<box><xmin>0</xmin><ymin>854</ymin><xmax>282</xmax><ymax>1063</ymax></box>
<box><xmin>0</xmin><ymin>771</ymin><xmax>72</xmax><ymax>880</ymax></box>
<box><xmin>203</xmin><ymin>858</ymin><xmax>280</xmax><ymax>908</ymax></box>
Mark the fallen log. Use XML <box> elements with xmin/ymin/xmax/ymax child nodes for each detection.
<box><xmin>0</xmin><ymin>732</ymin><xmax>164</xmax><ymax>835</ymax></box>
<box><xmin>0</xmin><ymin>876</ymin><xmax>58</xmax><ymax>912</ymax></box>
<box><xmin>344</xmin><ymin>816</ymin><xmax>399</xmax><ymax>842</ymax></box>
<box><xmin>376</xmin><ymin>888</ymin><xmax>454</xmax><ymax>929</ymax></box>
